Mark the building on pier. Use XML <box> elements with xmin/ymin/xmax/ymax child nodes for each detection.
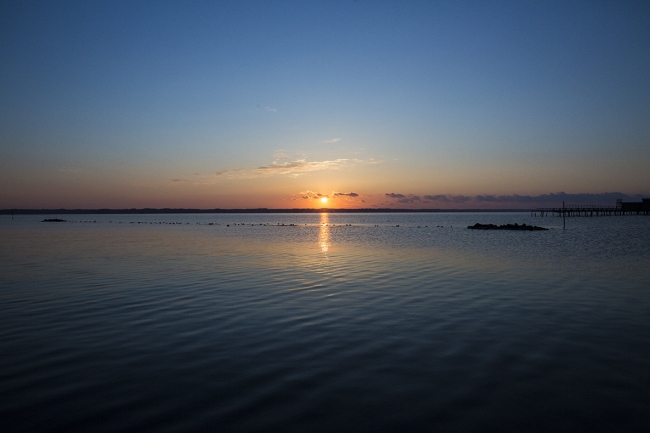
<box><xmin>618</xmin><ymin>198</ymin><xmax>650</xmax><ymax>212</ymax></box>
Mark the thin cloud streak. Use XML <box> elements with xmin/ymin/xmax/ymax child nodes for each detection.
<box><xmin>256</xmin><ymin>158</ymin><xmax>348</xmax><ymax>176</ymax></box>
<box><xmin>211</xmin><ymin>158</ymin><xmax>379</xmax><ymax>180</ymax></box>
<box><xmin>177</xmin><ymin>157</ymin><xmax>377</xmax><ymax>186</ymax></box>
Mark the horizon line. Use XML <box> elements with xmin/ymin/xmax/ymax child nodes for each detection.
<box><xmin>2</xmin><ymin>207</ymin><xmax>545</xmax><ymax>215</ymax></box>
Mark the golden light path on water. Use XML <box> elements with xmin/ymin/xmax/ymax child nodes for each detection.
<box><xmin>319</xmin><ymin>213</ymin><xmax>330</xmax><ymax>253</ymax></box>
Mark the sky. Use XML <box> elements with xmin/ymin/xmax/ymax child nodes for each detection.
<box><xmin>1</xmin><ymin>0</ymin><xmax>649</xmax><ymax>209</ymax></box>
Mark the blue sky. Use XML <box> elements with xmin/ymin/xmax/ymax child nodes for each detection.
<box><xmin>1</xmin><ymin>1</ymin><xmax>649</xmax><ymax>208</ymax></box>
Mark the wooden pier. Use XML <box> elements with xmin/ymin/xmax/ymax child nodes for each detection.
<box><xmin>532</xmin><ymin>198</ymin><xmax>650</xmax><ymax>217</ymax></box>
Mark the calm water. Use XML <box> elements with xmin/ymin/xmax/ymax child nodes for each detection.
<box><xmin>1</xmin><ymin>213</ymin><xmax>649</xmax><ymax>432</ymax></box>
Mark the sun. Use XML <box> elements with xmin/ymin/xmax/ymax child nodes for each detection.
<box><xmin>321</xmin><ymin>197</ymin><xmax>328</xmax><ymax>204</ymax></box>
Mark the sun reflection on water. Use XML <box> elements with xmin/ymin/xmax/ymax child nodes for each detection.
<box><xmin>319</xmin><ymin>213</ymin><xmax>330</xmax><ymax>253</ymax></box>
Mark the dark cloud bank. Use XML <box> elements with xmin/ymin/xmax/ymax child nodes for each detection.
<box><xmin>385</xmin><ymin>192</ymin><xmax>646</xmax><ymax>208</ymax></box>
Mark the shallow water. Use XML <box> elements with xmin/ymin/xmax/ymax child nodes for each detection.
<box><xmin>1</xmin><ymin>213</ymin><xmax>649</xmax><ymax>432</ymax></box>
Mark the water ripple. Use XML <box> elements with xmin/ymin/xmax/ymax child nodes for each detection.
<box><xmin>1</xmin><ymin>214</ymin><xmax>649</xmax><ymax>432</ymax></box>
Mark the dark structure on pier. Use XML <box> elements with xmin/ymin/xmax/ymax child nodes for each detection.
<box><xmin>532</xmin><ymin>198</ymin><xmax>650</xmax><ymax>217</ymax></box>
<box><xmin>618</xmin><ymin>198</ymin><xmax>650</xmax><ymax>212</ymax></box>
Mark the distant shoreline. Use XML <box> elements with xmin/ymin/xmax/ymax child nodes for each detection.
<box><xmin>2</xmin><ymin>208</ymin><xmax>532</xmax><ymax>215</ymax></box>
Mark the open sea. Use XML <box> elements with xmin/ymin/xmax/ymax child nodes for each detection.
<box><xmin>1</xmin><ymin>212</ymin><xmax>649</xmax><ymax>432</ymax></box>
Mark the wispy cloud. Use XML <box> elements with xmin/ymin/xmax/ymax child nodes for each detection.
<box><xmin>222</xmin><ymin>157</ymin><xmax>379</xmax><ymax>179</ymax></box>
<box><xmin>265</xmin><ymin>106</ymin><xmax>276</xmax><ymax>112</ymax></box>
<box><xmin>333</xmin><ymin>192</ymin><xmax>359</xmax><ymax>197</ymax></box>
<box><xmin>183</xmin><ymin>157</ymin><xmax>380</xmax><ymax>184</ymax></box>
<box><xmin>171</xmin><ymin>178</ymin><xmax>189</xmax><ymax>182</ymax></box>
<box><xmin>214</xmin><ymin>168</ymin><xmax>246</xmax><ymax>178</ymax></box>
<box><xmin>255</xmin><ymin>158</ymin><xmax>349</xmax><ymax>177</ymax></box>
<box><xmin>322</xmin><ymin>138</ymin><xmax>341</xmax><ymax>143</ymax></box>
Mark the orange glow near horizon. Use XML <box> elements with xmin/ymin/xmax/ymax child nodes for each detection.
<box><xmin>321</xmin><ymin>197</ymin><xmax>328</xmax><ymax>204</ymax></box>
